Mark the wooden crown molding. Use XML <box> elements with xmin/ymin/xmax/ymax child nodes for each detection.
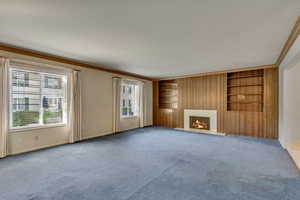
<box><xmin>0</xmin><ymin>43</ymin><xmax>153</xmax><ymax>81</ymax></box>
<box><xmin>276</xmin><ymin>16</ymin><xmax>300</xmax><ymax>67</ymax></box>
<box><xmin>154</xmin><ymin>64</ymin><xmax>276</xmax><ymax>81</ymax></box>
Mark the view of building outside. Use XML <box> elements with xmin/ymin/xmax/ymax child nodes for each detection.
<box><xmin>11</xmin><ymin>69</ymin><xmax>66</xmax><ymax>128</ymax></box>
<box><xmin>121</xmin><ymin>82</ymin><xmax>139</xmax><ymax>117</ymax></box>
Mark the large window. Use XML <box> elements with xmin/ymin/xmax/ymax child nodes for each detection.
<box><xmin>121</xmin><ymin>82</ymin><xmax>139</xmax><ymax>117</ymax></box>
<box><xmin>10</xmin><ymin>68</ymin><xmax>67</xmax><ymax>129</ymax></box>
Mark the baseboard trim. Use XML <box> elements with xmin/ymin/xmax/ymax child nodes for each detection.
<box><xmin>81</xmin><ymin>131</ymin><xmax>114</xmax><ymax>140</ymax></box>
<box><xmin>279</xmin><ymin>138</ymin><xmax>286</xmax><ymax>149</ymax></box>
<box><xmin>8</xmin><ymin>140</ymin><xmax>69</xmax><ymax>156</ymax></box>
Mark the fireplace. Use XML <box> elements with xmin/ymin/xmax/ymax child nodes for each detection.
<box><xmin>189</xmin><ymin>116</ymin><xmax>210</xmax><ymax>130</ymax></box>
<box><xmin>184</xmin><ymin>109</ymin><xmax>217</xmax><ymax>132</ymax></box>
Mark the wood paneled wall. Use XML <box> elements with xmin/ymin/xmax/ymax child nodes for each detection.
<box><xmin>153</xmin><ymin>67</ymin><xmax>278</xmax><ymax>139</ymax></box>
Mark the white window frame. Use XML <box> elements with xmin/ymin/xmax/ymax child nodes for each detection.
<box><xmin>8</xmin><ymin>67</ymin><xmax>68</xmax><ymax>132</ymax></box>
<box><xmin>120</xmin><ymin>81</ymin><xmax>139</xmax><ymax>118</ymax></box>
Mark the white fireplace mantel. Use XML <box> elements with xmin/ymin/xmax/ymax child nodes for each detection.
<box><xmin>184</xmin><ymin>109</ymin><xmax>217</xmax><ymax>132</ymax></box>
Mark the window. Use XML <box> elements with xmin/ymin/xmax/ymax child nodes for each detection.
<box><xmin>121</xmin><ymin>82</ymin><xmax>139</xmax><ymax>117</ymax></box>
<box><xmin>44</xmin><ymin>76</ymin><xmax>62</xmax><ymax>89</ymax></box>
<box><xmin>10</xmin><ymin>68</ymin><xmax>67</xmax><ymax>129</ymax></box>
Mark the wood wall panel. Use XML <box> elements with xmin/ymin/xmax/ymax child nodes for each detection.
<box><xmin>222</xmin><ymin>111</ymin><xmax>240</xmax><ymax>135</ymax></box>
<box><xmin>153</xmin><ymin>67</ymin><xmax>278</xmax><ymax>139</ymax></box>
<box><xmin>263</xmin><ymin>68</ymin><xmax>279</xmax><ymax>139</ymax></box>
<box><xmin>239</xmin><ymin>112</ymin><xmax>264</xmax><ymax>137</ymax></box>
<box><xmin>156</xmin><ymin>110</ymin><xmax>174</xmax><ymax>127</ymax></box>
<box><xmin>165</xmin><ymin>74</ymin><xmax>227</xmax><ymax>132</ymax></box>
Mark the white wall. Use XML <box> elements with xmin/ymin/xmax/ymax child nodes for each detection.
<box><xmin>8</xmin><ymin>126</ymin><xmax>70</xmax><ymax>154</ymax></box>
<box><xmin>119</xmin><ymin>117</ymin><xmax>140</xmax><ymax>132</ymax></box>
<box><xmin>0</xmin><ymin>50</ymin><xmax>153</xmax><ymax>155</ymax></box>
<box><xmin>279</xmin><ymin>36</ymin><xmax>300</xmax><ymax>148</ymax></box>
<box><xmin>143</xmin><ymin>81</ymin><xmax>153</xmax><ymax>126</ymax></box>
<box><xmin>80</xmin><ymin>68</ymin><xmax>115</xmax><ymax>139</ymax></box>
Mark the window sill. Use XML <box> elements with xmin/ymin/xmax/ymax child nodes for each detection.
<box><xmin>9</xmin><ymin>123</ymin><xmax>67</xmax><ymax>134</ymax></box>
<box><xmin>121</xmin><ymin>116</ymin><xmax>138</xmax><ymax>119</ymax></box>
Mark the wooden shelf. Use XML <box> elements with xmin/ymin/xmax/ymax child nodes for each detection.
<box><xmin>227</xmin><ymin>74</ymin><xmax>263</xmax><ymax>80</ymax></box>
<box><xmin>159</xmin><ymin>103</ymin><xmax>177</xmax><ymax>109</ymax></box>
<box><xmin>159</xmin><ymin>95</ymin><xmax>177</xmax><ymax>98</ymax></box>
<box><xmin>227</xmin><ymin>69</ymin><xmax>264</xmax><ymax>112</ymax></box>
<box><xmin>227</xmin><ymin>83</ymin><xmax>263</xmax><ymax>88</ymax></box>
<box><xmin>227</xmin><ymin>101</ymin><xmax>262</xmax><ymax>104</ymax></box>
<box><xmin>227</xmin><ymin>93</ymin><xmax>262</xmax><ymax>96</ymax></box>
<box><xmin>159</xmin><ymin>80</ymin><xmax>178</xmax><ymax>109</ymax></box>
<box><xmin>159</xmin><ymin>82</ymin><xmax>177</xmax><ymax>86</ymax></box>
<box><xmin>160</xmin><ymin>88</ymin><xmax>177</xmax><ymax>91</ymax></box>
<box><xmin>159</xmin><ymin>100</ymin><xmax>178</xmax><ymax>103</ymax></box>
<box><xmin>159</xmin><ymin>85</ymin><xmax>178</xmax><ymax>89</ymax></box>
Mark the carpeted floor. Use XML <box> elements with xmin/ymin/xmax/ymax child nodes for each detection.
<box><xmin>0</xmin><ymin>127</ymin><xmax>299</xmax><ymax>200</ymax></box>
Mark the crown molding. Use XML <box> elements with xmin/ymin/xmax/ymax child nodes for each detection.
<box><xmin>0</xmin><ymin>43</ymin><xmax>153</xmax><ymax>81</ymax></box>
<box><xmin>276</xmin><ymin>16</ymin><xmax>300</xmax><ymax>67</ymax></box>
<box><xmin>154</xmin><ymin>64</ymin><xmax>276</xmax><ymax>81</ymax></box>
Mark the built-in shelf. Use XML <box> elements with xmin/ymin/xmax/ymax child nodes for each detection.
<box><xmin>227</xmin><ymin>93</ymin><xmax>262</xmax><ymax>96</ymax></box>
<box><xmin>227</xmin><ymin>74</ymin><xmax>263</xmax><ymax>80</ymax></box>
<box><xmin>159</xmin><ymin>80</ymin><xmax>178</xmax><ymax>109</ymax></box>
<box><xmin>159</xmin><ymin>95</ymin><xmax>177</xmax><ymax>98</ymax></box>
<box><xmin>227</xmin><ymin>69</ymin><xmax>264</xmax><ymax>112</ymax></box>
<box><xmin>159</xmin><ymin>103</ymin><xmax>178</xmax><ymax>109</ymax></box>
<box><xmin>227</xmin><ymin>101</ymin><xmax>263</xmax><ymax>104</ymax></box>
<box><xmin>159</xmin><ymin>100</ymin><xmax>178</xmax><ymax>104</ymax></box>
<box><xmin>227</xmin><ymin>83</ymin><xmax>263</xmax><ymax>88</ymax></box>
<box><xmin>159</xmin><ymin>88</ymin><xmax>177</xmax><ymax>91</ymax></box>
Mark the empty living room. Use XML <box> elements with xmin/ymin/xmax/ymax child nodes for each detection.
<box><xmin>0</xmin><ymin>1</ymin><xmax>300</xmax><ymax>200</ymax></box>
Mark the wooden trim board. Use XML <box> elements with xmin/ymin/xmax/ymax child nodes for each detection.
<box><xmin>0</xmin><ymin>43</ymin><xmax>153</xmax><ymax>81</ymax></box>
<box><xmin>276</xmin><ymin>16</ymin><xmax>300</xmax><ymax>67</ymax></box>
<box><xmin>155</xmin><ymin>64</ymin><xmax>276</xmax><ymax>81</ymax></box>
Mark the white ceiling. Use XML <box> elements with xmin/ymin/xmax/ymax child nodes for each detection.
<box><xmin>0</xmin><ymin>0</ymin><xmax>299</xmax><ymax>78</ymax></box>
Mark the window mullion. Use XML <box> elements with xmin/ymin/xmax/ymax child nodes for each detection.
<box><xmin>126</xmin><ymin>86</ymin><xmax>129</xmax><ymax>117</ymax></box>
<box><xmin>9</xmin><ymin>69</ymin><xmax>13</xmax><ymax>128</ymax></box>
<box><xmin>39</xmin><ymin>74</ymin><xmax>44</xmax><ymax>125</ymax></box>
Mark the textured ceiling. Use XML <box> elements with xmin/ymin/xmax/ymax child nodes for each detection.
<box><xmin>0</xmin><ymin>0</ymin><xmax>299</xmax><ymax>78</ymax></box>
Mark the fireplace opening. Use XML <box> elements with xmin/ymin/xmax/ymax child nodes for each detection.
<box><xmin>190</xmin><ymin>116</ymin><xmax>210</xmax><ymax>130</ymax></box>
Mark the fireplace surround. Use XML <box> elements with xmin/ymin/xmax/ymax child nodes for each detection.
<box><xmin>184</xmin><ymin>109</ymin><xmax>217</xmax><ymax>132</ymax></box>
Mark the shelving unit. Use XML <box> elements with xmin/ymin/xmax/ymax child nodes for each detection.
<box><xmin>227</xmin><ymin>74</ymin><xmax>263</xmax><ymax>80</ymax></box>
<box><xmin>227</xmin><ymin>69</ymin><xmax>264</xmax><ymax>112</ymax></box>
<box><xmin>158</xmin><ymin>80</ymin><xmax>178</xmax><ymax>109</ymax></box>
<box><xmin>227</xmin><ymin>83</ymin><xmax>263</xmax><ymax>88</ymax></box>
<box><xmin>227</xmin><ymin>93</ymin><xmax>262</xmax><ymax>96</ymax></box>
<box><xmin>227</xmin><ymin>101</ymin><xmax>263</xmax><ymax>104</ymax></box>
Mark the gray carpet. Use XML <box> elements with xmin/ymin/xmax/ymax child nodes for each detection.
<box><xmin>0</xmin><ymin>127</ymin><xmax>299</xmax><ymax>200</ymax></box>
